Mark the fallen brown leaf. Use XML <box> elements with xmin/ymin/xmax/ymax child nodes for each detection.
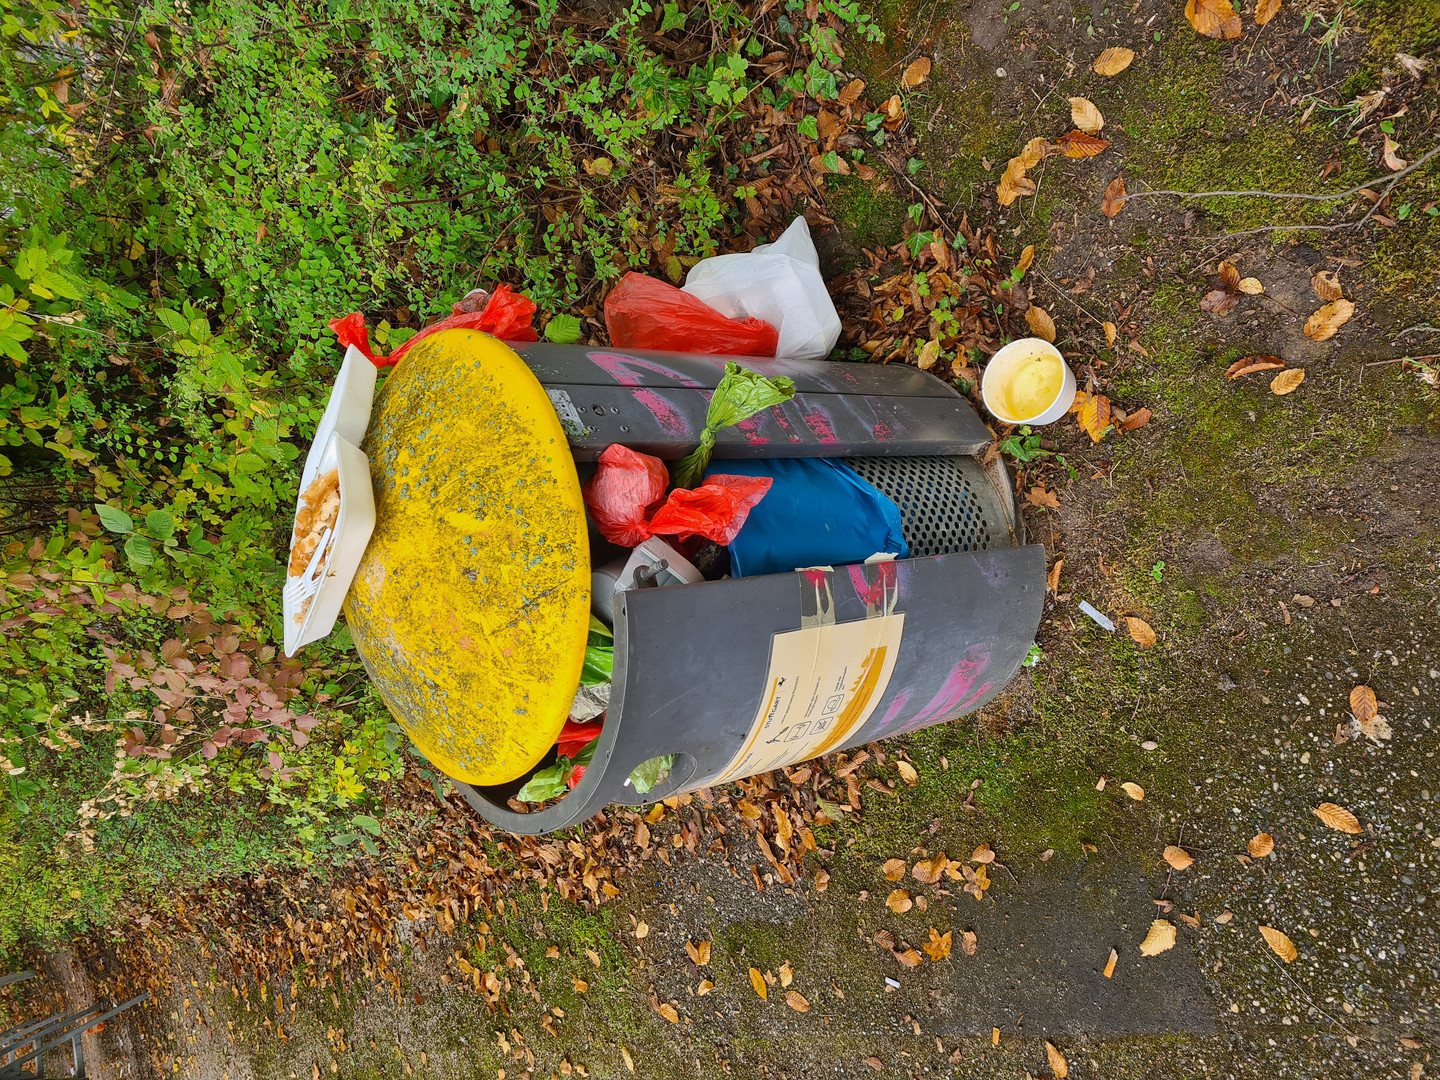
<box><xmin>1047</xmin><ymin>558</ymin><xmax>1064</xmax><ymax>594</ymax></box>
<box><xmin>1248</xmin><ymin>832</ymin><xmax>1275</xmax><ymax>858</ymax></box>
<box><xmin>1068</xmin><ymin>96</ymin><xmax>1104</xmax><ymax>134</ymax></box>
<box><xmin>1139</xmin><ymin>919</ymin><xmax>1177</xmax><ymax>956</ymax></box>
<box><xmin>1256</xmin><ymin>0</ymin><xmax>1281</xmax><ymax>24</ymax></box>
<box><xmin>1314</xmin><ymin>802</ymin><xmax>1362</xmax><ymax>834</ymax></box>
<box><xmin>1026</xmin><ymin>305</ymin><xmax>1057</xmax><ymax>342</ymax></box>
<box><xmin>1018</xmin><ymin>136</ymin><xmax>1052</xmax><ymax>169</ymax></box>
<box><xmin>922</xmin><ymin>928</ymin><xmax>952</xmax><ymax>961</ymax></box>
<box><xmin>971</xmin><ymin>844</ymin><xmax>996</xmax><ymax>864</ymax></box>
<box><xmin>1057</xmin><ymin>130</ymin><xmax>1112</xmax><ymax>158</ymax></box>
<box><xmin>1312</xmin><ymin>269</ymin><xmax>1343</xmax><ymax>301</ymax></box>
<box><xmin>1237</xmin><ymin>277</ymin><xmax>1265</xmax><ymax>295</ymax></box>
<box><xmin>865</xmin><ymin>1058</ymin><xmax>884</xmax><ymax>1071</ymax></box>
<box><xmin>1103</xmin><ymin>320</ymin><xmax>1117</xmax><ymax>347</ymax></box>
<box><xmin>837</xmin><ymin>79</ymin><xmax>866</xmax><ymax>106</ymax></box>
<box><xmin>1125</xmin><ymin>616</ymin><xmax>1157</xmax><ymax>647</ymax></box>
<box><xmin>1120</xmin><ymin>781</ymin><xmax>1145</xmax><ymax>801</ymax></box>
<box><xmin>1102</xmin><ymin>175</ymin><xmax>1128</xmax><ymax>217</ymax></box>
<box><xmin>901</xmin><ymin>56</ymin><xmax>932</xmax><ymax>88</ymax></box>
<box><xmin>696</xmin><ymin>979</ymin><xmax>714</xmax><ymax>995</ymax></box>
<box><xmin>573</xmin><ymin>976</ymin><xmax>589</xmax><ymax>992</ymax></box>
<box><xmin>911</xmin><ymin>853</ymin><xmax>949</xmax><ymax>884</ymax></box>
<box><xmin>1017</xmin><ymin>244</ymin><xmax>1035</xmax><ymax>275</ymax></box>
<box><xmin>895</xmin><ymin>759</ymin><xmax>919</xmax><ymax>786</ymax></box>
<box><xmin>1270</xmin><ymin>368</ymin><xmax>1305</xmax><ymax>395</ymax></box>
<box><xmin>785</xmin><ymin>990</ymin><xmax>811</xmax><ymax>1013</ymax></box>
<box><xmin>657</xmin><ymin>1002</ymin><xmax>679</xmax><ymax>1023</ymax></box>
<box><xmin>1093</xmin><ymin>46</ymin><xmax>1135</xmax><ymax>76</ymax></box>
<box><xmin>882</xmin><ymin>857</ymin><xmax>907</xmax><ymax>881</ymax></box>
<box><xmin>895</xmin><ymin>947</ymin><xmax>923</xmax><ymax>968</ymax></box>
<box><xmin>1078</xmin><ymin>393</ymin><xmax>1112</xmax><ymax>442</ymax></box>
<box><xmin>887</xmin><ymin>888</ymin><xmax>914</xmax><ymax>914</ymax></box>
<box><xmin>634</xmin><ymin>920</ymin><xmax>649</xmax><ymax>939</ymax></box>
<box><xmin>1047</xmin><ymin>1041</ymin><xmax>1070</xmax><ymax>1079</ymax></box>
<box><xmin>1025</xmin><ymin>485</ymin><xmax>1060</xmax><ymax>509</ymax></box>
<box><xmin>621</xmin><ymin>1047</ymin><xmax>634</xmax><ymax>1073</ymax></box>
<box><xmin>686</xmin><ymin>940</ymin><xmax>711</xmax><ymax>965</ymax></box>
<box><xmin>1218</xmin><ymin>260</ymin><xmax>1241</xmax><ymax>290</ymax></box>
<box><xmin>1185</xmin><ymin>0</ymin><xmax>1242</xmax><ymax>39</ymax></box>
<box><xmin>749</xmin><ymin>967</ymin><xmax>768</xmax><ymax>999</ymax></box>
<box><xmin>779</xmin><ymin>961</ymin><xmax>793</xmax><ymax>988</ymax></box>
<box><xmin>917</xmin><ymin>339</ymin><xmax>940</xmax><ymax>371</ymax></box>
<box><xmin>1383</xmin><ymin>135</ymin><xmax>1407</xmax><ymax>171</ymax></box>
<box><xmin>815</xmin><ymin>868</ymin><xmax>830</xmax><ymax>891</ymax></box>
<box><xmin>1303</xmin><ymin>298</ymin><xmax>1355</xmax><ymax>341</ymax></box>
<box><xmin>1163</xmin><ymin>845</ymin><xmax>1193</xmax><ymax>870</ymax></box>
<box><xmin>997</xmin><ymin>157</ymin><xmax>1036</xmax><ymax>206</ymax></box>
<box><xmin>1259</xmin><ymin>925</ymin><xmax>1298</xmax><ymax>963</ymax></box>
<box><xmin>1200</xmin><ymin>288</ymin><xmax>1241</xmax><ymax>315</ymax></box>
<box><xmin>1225</xmin><ymin>354</ymin><xmax>1285</xmax><ymax>378</ymax></box>
<box><xmin>1120</xmin><ymin>406</ymin><xmax>1152</xmax><ymax>431</ymax></box>
<box><xmin>1349</xmin><ymin>685</ymin><xmax>1378</xmax><ymax>723</ymax></box>
<box><xmin>961</xmin><ymin>930</ymin><xmax>978</xmax><ymax>956</ymax></box>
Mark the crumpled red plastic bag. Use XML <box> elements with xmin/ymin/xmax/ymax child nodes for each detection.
<box><xmin>582</xmin><ymin>445</ymin><xmax>670</xmax><ymax>547</ymax></box>
<box><xmin>556</xmin><ymin>719</ymin><xmax>602</xmax><ymax>760</ymax></box>
<box><xmin>329</xmin><ymin>284</ymin><xmax>539</xmax><ymax>368</ymax></box>
<box><xmin>604</xmin><ymin>272</ymin><xmax>778</xmax><ymax>356</ymax></box>
<box><xmin>648</xmin><ymin>473</ymin><xmax>772</xmax><ymax>545</ymax></box>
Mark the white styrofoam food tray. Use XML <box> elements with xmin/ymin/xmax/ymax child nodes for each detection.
<box><xmin>282</xmin><ymin>346</ymin><xmax>378</xmax><ymax>655</ymax></box>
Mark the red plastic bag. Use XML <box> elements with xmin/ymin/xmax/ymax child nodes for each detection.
<box><xmin>328</xmin><ymin>285</ymin><xmax>539</xmax><ymax>369</ymax></box>
<box><xmin>647</xmin><ymin>473</ymin><xmax>772</xmax><ymax>545</ymax></box>
<box><xmin>555</xmin><ymin>719</ymin><xmax>602</xmax><ymax>760</ymax></box>
<box><xmin>604</xmin><ymin>272</ymin><xmax>778</xmax><ymax>356</ymax></box>
<box><xmin>582</xmin><ymin>445</ymin><xmax>670</xmax><ymax>547</ymax></box>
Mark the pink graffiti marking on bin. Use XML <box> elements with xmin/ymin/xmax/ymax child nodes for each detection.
<box><xmin>846</xmin><ymin>560</ymin><xmax>900</xmax><ymax>616</ymax></box>
<box><xmin>874</xmin><ymin>644</ymin><xmax>993</xmax><ymax>737</ymax></box>
<box><xmin>587</xmin><ymin>351</ymin><xmax>699</xmax><ymax>437</ymax></box>
<box><xmin>872</xmin><ymin>421</ymin><xmax>895</xmax><ymax>441</ymax></box>
<box><xmin>800</xmin><ymin>406</ymin><xmax>838</xmax><ymax>444</ymax></box>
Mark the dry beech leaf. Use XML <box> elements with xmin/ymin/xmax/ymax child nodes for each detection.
<box><xmin>961</xmin><ymin>930</ymin><xmax>978</xmax><ymax>956</ymax></box>
<box><xmin>1218</xmin><ymin>260</ymin><xmax>1241</xmax><ymax>289</ymax></box>
<box><xmin>1057</xmin><ymin>130</ymin><xmax>1112</xmax><ymax>158</ymax></box>
<box><xmin>887</xmin><ymin>889</ymin><xmax>914</xmax><ymax>914</ymax></box>
<box><xmin>873</xmin><ymin>929</ymin><xmax>896</xmax><ymax>950</ymax></box>
<box><xmin>1383</xmin><ymin>135</ymin><xmax>1407</xmax><ymax>171</ymax></box>
<box><xmin>971</xmin><ymin>844</ymin><xmax>996</xmax><ymax>864</ymax></box>
<box><xmin>1139</xmin><ymin>919</ymin><xmax>1177</xmax><ymax>956</ymax></box>
<box><xmin>621</xmin><ymin>1047</ymin><xmax>634</xmax><ymax>1073</ymax></box>
<box><xmin>1093</xmin><ymin>47</ymin><xmax>1135</xmax><ymax>76</ymax></box>
<box><xmin>1026</xmin><ymin>305</ymin><xmax>1057</xmax><ymax>342</ymax></box>
<box><xmin>1102</xmin><ymin>175</ymin><xmax>1127</xmax><ymax>217</ymax></box>
<box><xmin>779</xmin><ymin>961</ymin><xmax>793</xmax><ymax>987</ymax></box>
<box><xmin>895</xmin><ymin>948</ymin><xmax>923</xmax><ymax>968</ymax></box>
<box><xmin>634</xmin><ymin>920</ymin><xmax>649</xmax><ymax>939</ymax></box>
<box><xmin>686</xmin><ymin>940</ymin><xmax>711</xmax><ymax>966</ymax></box>
<box><xmin>883</xmin><ymin>94</ymin><xmax>904</xmax><ymax>122</ymax></box>
<box><xmin>1312</xmin><ymin>269</ymin><xmax>1343</xmax><ymax>301</ymax></box>
<box><xmin>1270</xmin><ymin>368</ymin><xmax>1306</xmax><ymax>396</ymax></box>
<box><xmin>657</xmin><ymin>1002</ymin><xmax>679</xmax><ymax>1023</ymax></box>
<box><xmin>997</xmin><ymin>158</ymin><xmax>1035</xmax><ymax>206</ymax></box>
<box><xmin>1225</xmin><ymin>354</ymin><xmax>1285</xmax><ymax>378</ymax></box>
<box><xmin>1068</xmin><ymin>96</ymin><xmax>1104</xmax><ymax>134</ymax></box>
<box><xmin>749</xmin><ymin>967</ymin><xmax>768</xmax><ymax>999</ymax></box>
<box><xmin>1103</xmin><ymin>948</ymin><xmax>1118</xmax><ymax>978</ymax></box>
<box><xmin>1119</xmin><ymin>406</ymin><xmax>1152</xmax><ymax>431</ymax></box>
<box><xmin>1046</xmin><ymin>1041</ymin><xmax>1070</xmax><ymax>1079</ymax></box>
<box><xmin>1046</xmin><ymin>556</ymin><xmax>1064</xmax><ymax>595</ymax></box>
<box><xmin>1259</xmin><ymin>925</ymin><xmax>1298</xmax><ymax>963</ymax></box>
<box><xmin>1018</xmin><ymin>136</ymin><xmax>1052</xmax><ymax>169</ymax></box>
<box><xmin>1120</xmin><ymin>781</ymin><xmax>1145</xmax><ymax>801</ymax></box>
<box><xmin>917</xmin><ymin>339</ymin><xmax>940</xmax><ymax>371</ymax></box>
<box><xmin>1125</xmin><ymin>616</ymin><xmax>1157</xmax><ymax>647</ymax></box>
<box><xmin>1163</xmin><ymin>845</ymin><xmax>1193</xmax><ymax>870</ymax></box>
<box><xmin>1349</xmin><ymin>685</ymin><xmax>1378</xmax><ymax>722</ymax></box>
<box><xmin>1304</xmin><ymin>298</ymin><xmax>1355</xmax><ymax>341</ymax></box>
<box><xmin>1200</xmin><ymin>289</ymin><xmax>1240</xmax><ymax>315</ymax></box>
<box><xmin>696</xmin><ymin>979</ymin><xmax>714</xmax><ymax>996</ymax></box>
<box><xmin>785</xmin><ymin>990</ymin><xmax>811</xmax><ymax>1013</ymax></box>
<box><xmin>1078</xmin><ymin>393</ymin><xmax>1112</xmax><ymax>443</ymax></box>
<box><xmin>573</xmin><ymin>977</ymin><xmax>589</xmax><ymax>993</ymax></box>
<box><xmin>1017</xmin><ymin>245</ymin><xmax>1035</xmax><ymax>275</ymax></box>
<box><xmin>836</xmin><ymin>78</ymin><xmax>866</xmax><ymax>106</ymax></box>
<box><xmin>1186</xmin><ymin>0</ymin><xmax>1242</xmax><ymax>39</ymax></box>
<box><xmin>1248</xmin><ymin>832</ymin><xmax>1275</xmax><ymax>858</ymax></box>
<box><xmin>901</xmin><ymin>56</ymin><xmax>932</xmax><ymax>88</ymax></box>
<box><xmin>882</xmin><ymin>858</ymin><xmax>907</xmax><ymax>881</ymax></box>
<box><xmin>1103</xmin><ymin>321</ymin><xmax>1117</xmax><ymax>346</ymax></box>
<box><xmin>1314</xmin><ymin>802</ymin><xmax>1362</xmax><ymax>834</ymax></box>
<box><xmin>895</xmin><ymin>759</ymin><xmax>919</xmax><ymax>786</ymax></box>
<box><xmin>1256</xmin><ymin>0</ymin><xmax>1281</xmax><ymax>24</ymax></box>
<box><xmin>923</xmin><ymin>928</ymin><xmax>952</xmax><ymax>960</ymax></box>
<box><xmin>1237</xmin><ymin>277</ymin><xmax>1265</xmax><ymax>295</ymax></box>
<box><xmin>912</xmin><ymin>853</ymin><xmax>949</xmax><ymax>884</ymax></box>
<box><xmin>815</xmin><ymin>868</ymin><xmax>830</xmax><ymax>891</ymax></box>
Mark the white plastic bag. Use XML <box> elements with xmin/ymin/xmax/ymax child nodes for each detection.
<box><xmin>681</xmin><ymin>216</ymin><xmax>841</xmax><ymax>361</ymax></box>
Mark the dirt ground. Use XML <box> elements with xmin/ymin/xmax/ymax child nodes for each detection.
<box><xmin>7</xmin><ymin>1</ymin><xmax>1440</xmax><ymax>1078</ymax></box>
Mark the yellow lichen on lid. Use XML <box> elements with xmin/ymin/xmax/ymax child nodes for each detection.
<box><xmin>343</xmin><ymin>330</ymin><xmax>590</xmax><ymax>786</ymax></box>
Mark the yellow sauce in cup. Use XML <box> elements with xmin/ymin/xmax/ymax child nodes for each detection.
<box><xmin>997</xmin><ymin>349</ymin><xmax>1065</xmax><ymax>421</ymax></box>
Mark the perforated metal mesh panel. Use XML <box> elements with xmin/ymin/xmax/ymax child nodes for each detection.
<box><xmin>843</xmin><ymin>455</ymin><xmax>1008</xmax><ymax>557</ymax></box>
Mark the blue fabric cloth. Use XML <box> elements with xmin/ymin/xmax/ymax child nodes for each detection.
<box><xmin>705</xmin><ymin>457</ymin><xmax>908</xmax><ymax>577</ymax></box>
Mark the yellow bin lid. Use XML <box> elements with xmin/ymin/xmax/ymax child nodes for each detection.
<box><xmin>343</xmin><ymin>329</ymin><xmax>591</xmax><ymax>786</ymax></box>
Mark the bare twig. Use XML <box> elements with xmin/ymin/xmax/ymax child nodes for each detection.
<box><xmin>1120</xmin><ymin>143</ymin><xmax>1440</xmax><ymax>206</ymax></box>
<box><xmin>1032</xmin><ymin>269</ymin><xmax>1108</xmax><ymax>329</ymax></box>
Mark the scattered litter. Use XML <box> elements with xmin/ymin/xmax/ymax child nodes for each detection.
<box><xmin>883</xmin><ymin>977</ymin><xmax>901</xmax><ymax>989</ymax></box>
<box><xmin>1079</xmin><ymin>601</ymin><xmax>1115</xmax><ymax>631</ymax></box>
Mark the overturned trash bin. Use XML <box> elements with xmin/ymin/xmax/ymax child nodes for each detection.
<box><xmin>341</xmin><ymin>330</ymin><xmax>1045</xmax><ymax>836</ymax></box>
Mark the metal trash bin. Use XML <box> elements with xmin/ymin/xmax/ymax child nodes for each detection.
<box><xmin>345</xmin><ymin>333</ymin><xmax>1045</xmax><ymax>835</ymax></box>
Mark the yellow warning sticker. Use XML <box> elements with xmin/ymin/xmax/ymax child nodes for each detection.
<box><xmin>712</xmin><ymin>613</ymin><xmax>905</xmax><ymax>784</ymax></box>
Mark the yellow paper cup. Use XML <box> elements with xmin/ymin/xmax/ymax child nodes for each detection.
<box><xmin>981</xmin><ymin>338</ymin><xmax>1077</xmax><ymax>426</ymax></box>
